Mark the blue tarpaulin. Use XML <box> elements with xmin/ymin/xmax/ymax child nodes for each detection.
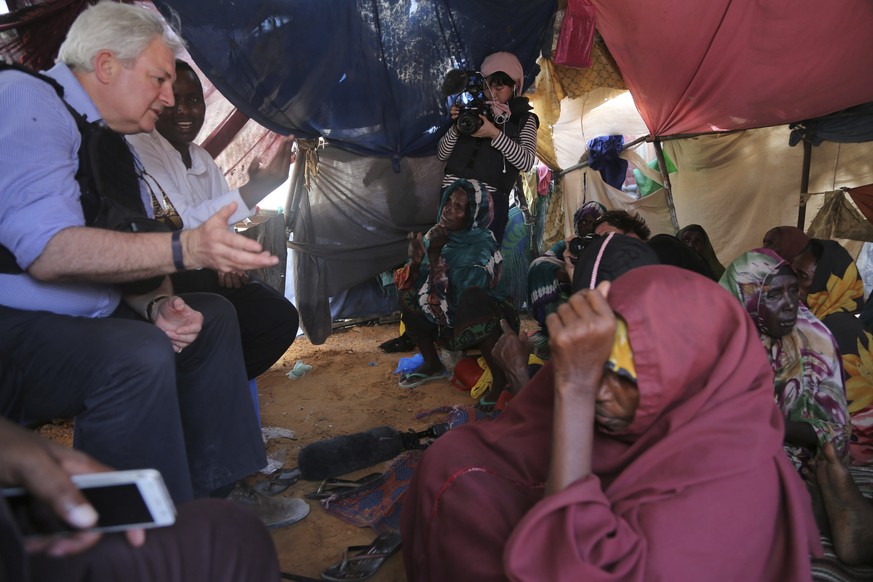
<box><xmin>154</xmin><ymin>0</ymin><xmax>556</xmax><ymax>158</ymax></box>
<box><xmin>151</xmin><ymin>0</ymin><xmax>556</xmax><ymax>342</ymax></box>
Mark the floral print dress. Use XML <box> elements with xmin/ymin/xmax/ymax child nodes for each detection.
<box><xmin>804</xmin><ymin>239</ymin><xmax>873</xmax><ymax>465</ymax></box>
<box><xmin>720</xmin><ymin>248</ymin><xmax>850</xmax><ymax>470</ymax></box>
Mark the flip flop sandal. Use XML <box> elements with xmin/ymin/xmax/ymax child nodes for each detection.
<box><xmin>398</xmin><ymin>369</ymin><xmax>448</xmax><ymax>389</ymax></box>
<box><xmin>320</xmin><ymin>531</ymin><xmax>402</xmax><ymax>581</ymax></box>
<box><xmin>281</xmin><ymin>573</ymin><xmax>322</xmax><ymax>582</ymax></box>
<box><xmin>476</xmin><ymin>395</ymin><xmax>498</xmax><ymax>414</ymax></box>
<box><xmin>305</xmin><ymin>472</ymin><xmax>387</xmax><ymax>501</ymax></box>
<box><xmin>254</xmin><ymin>467</ymin><xmax>302</xmax><ymax>496</ymax></box>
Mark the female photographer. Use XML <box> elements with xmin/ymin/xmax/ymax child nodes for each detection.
<box><xmin>437</xmin><ymin>52</ymin><xmax>539</xmax><ymax>243</ymax></box>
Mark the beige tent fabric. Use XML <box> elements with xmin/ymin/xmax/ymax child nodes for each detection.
<box><xmin>663</xmin><ymin>128</ymin><xmax>801</xmax><ymax>266</ymax></box>
<box><xmin>564</xmin><ymin>168</ymin><xmax>674</xmax><ymax>239</ymax></box>
<box><xmin>551</xmin><ymin>85</ymin><xmax>671</xmax><ymax>239</ymax></box>
<box><xmin>664</xmin><ymin>129</ymin><xmax>873</xmax><ymax>266</ymax></box>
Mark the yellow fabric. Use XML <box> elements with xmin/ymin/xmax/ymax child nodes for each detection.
<box><xmin>605</xmin><ymin>317</ymin><xmax>636</xmax><ymax>382</ymax></box>
<box><xmin>529</xmin><ymin>57</ymin><xmax>565</xmax><ymax>171</ymax></box>
<box><xmin>469</xmin><ymin>354</ymin><xmax>547</xmax><ymax>400</ymax></box>
<box><xmin>844</xmin><ymin>337</ymin><xmax>873</xmax><ymax>415</ymax></box>
<box><xmin>470</xmin><ymin>357</ymin><xmax>493</xmax><ymax>399</ymax></box>
<box><xmin>807</xmin><ymin>263</ymin><xmax>864</xmax><ymax>320</ymax></box>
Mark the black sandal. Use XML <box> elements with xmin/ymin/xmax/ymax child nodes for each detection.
<box><xmin>305</xmin><ymin>472</ymin><xmax>387</xmax><ymax>501</ymax></box>
<box><xmin>254</xmin><ymin>467</ymin><xmax>302</xmax><ymax>496</ymax></box>
<box><xmin>320</xmin><ymin>531</ymin><xmax>402</xmax><ymax>581</ymax></box>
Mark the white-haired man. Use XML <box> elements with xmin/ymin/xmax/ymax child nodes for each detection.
<box><xmin>0</xmin><ymin>1</ymin><xmax>304</xmax><ymax>528</ymax></box>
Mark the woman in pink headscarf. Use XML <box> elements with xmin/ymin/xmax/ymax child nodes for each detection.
<box><xmin>437</xmin><ymin>51</ymin><xmax>539</xmax><ymax>243</ymax></box>
<box><xmin>401</xmin><ymin>266</ymin><xmax>822</xmax><ymax>581</ymax></box>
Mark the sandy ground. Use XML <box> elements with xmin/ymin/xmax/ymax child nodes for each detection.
<box><xmin>38</xmin><ymin>321</ymin><xmax>488</xmax><ymax>580</ymax></box>
<box><xmin>260</xmin><ymin>322</ymin><xmax>474</xmax><ymax>581</ymax></box>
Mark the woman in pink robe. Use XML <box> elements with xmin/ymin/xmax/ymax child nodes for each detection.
<box><xmin>401</xmin><ymin>265</ymin><xmax>822</xmax><ymax>581</ymax></box>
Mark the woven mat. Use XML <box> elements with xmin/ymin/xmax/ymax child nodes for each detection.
<box><xmin>319</xmin><ymin>405</ymin><xmax>486</xmax><ymax>532</ymax></box>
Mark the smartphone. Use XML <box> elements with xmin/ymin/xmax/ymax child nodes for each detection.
<box><xmin>2</xmin><ymin>469</ymin><xmax>176</xmax><ymax>538</ymax></box>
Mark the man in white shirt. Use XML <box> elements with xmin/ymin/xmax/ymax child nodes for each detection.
<box><xmin>128</xmin><ymin>60</ymin><xmax>298</xmax><ymax>379</ymax></box>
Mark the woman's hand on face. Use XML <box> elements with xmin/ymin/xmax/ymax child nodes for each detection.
<box><xmin>547</xmin><ymin>281</ymin><xmax>615</xmax><ymax>395</ymax></box>
<box><xmin>493</xmin><ymin>319</ymin><xmax>533</xmax><ymax>394</ymax></box>
<box><xmin>471</xmin><ymin>116</ymin><xmax>500</xmax><ymax>140</ymax></box>
<box><xmin>407</xmin><ymin>232</ymin><xmax>425</xmax><ymax>265</ymax></box>
<box><xmin>449</xmin><ymin>104</ymin><xmax>460</xmax><ymax>121</ymax></box>
<box><xmin>427</xmin><ymin>224</ymin><xmax>449</xmax><ymax>252</ymax></box>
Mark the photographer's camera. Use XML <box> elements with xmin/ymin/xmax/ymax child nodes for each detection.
<box><xmin>568</xmin><ymin>233</ymin><xmax>600</xmax><ymax>257</ymax></box>
<box><xmin>456</xmin><ymin>107</ymin><xmax>484</xmax><ymax>135</ymax></box>
<box><xmin>441</xmin><ymin>68</ymin><xmax>493</xmax><ymax>136</ymax></box>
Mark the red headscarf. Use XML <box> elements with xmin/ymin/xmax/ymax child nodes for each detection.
<box><xmin>402</xmin><ymin>266</ymin><xmax>821</xmax><ymax>581</ymax></box>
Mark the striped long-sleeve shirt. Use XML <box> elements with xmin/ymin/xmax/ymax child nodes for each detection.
<box><xmin>437</xmin><ymin>116</ymin><xmax>538</xmax><ymax>194</ymax></box>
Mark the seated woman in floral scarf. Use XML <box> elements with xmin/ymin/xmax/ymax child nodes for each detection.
<box><xmin>719</xmin><ymin>248</ymin><xmax>850</xmax><ymax>472</ymax></box>
<box><xmin>527</xmin><ymin>201</ymin><xmax>605</xmax><ymax>332</ymax></box>
<box><xmin>395</xmin><ymin>179</ymin><xmax>518</xmax><ymax>408</ymax></box>
<box><xmin>792</xmin><ymin>239</ymin><xmax>873</xmax><ymax>569</ymax></box>
<box><xmin>793</xmin><ymin>239</ymin><xmax>873</xmax><ymax>466</ymax></box>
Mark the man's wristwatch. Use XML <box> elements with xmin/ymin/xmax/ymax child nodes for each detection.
<box><xmin>146</xmin><ymin>295</ymin><xmax>170</xmax><ymax>322</ymax></box>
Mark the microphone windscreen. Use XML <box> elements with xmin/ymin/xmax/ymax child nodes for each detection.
<box><xmin>298</xmin><ymin>426</ymin><xmax>403</xmax><ymax>481</ymax></box>
<box><xmin>441</xmin><ymin>69</ymin><xmax>469</xmax><ymax>97</ymax></box>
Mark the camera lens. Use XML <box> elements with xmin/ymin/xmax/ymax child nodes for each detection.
<box><xmin>456</xmin><ymin>110</ymin><xmax>483</xmax><ymax>135</ymax></box>
<box><xmin>569</xmin><ymin>233</ymin><xmax>601</xmax><ymax>257</ymax></box>
<box><xmin>568</xmin><ymin>237</ymin><xmax>584</xmax><ymax>257</ymax></box>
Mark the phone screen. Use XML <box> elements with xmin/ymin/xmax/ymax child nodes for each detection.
<box><xmin>6</xmin><ymin>483</ymin><xmax>153</xmax><ymax>536</ymax></box>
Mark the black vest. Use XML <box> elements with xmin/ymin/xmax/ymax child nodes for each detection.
<box><xmin>444</xmin><ymin>97</ymin><xmax>538</xmax><ymax>193</ymax></box>
<box><xmin>0</xmin><ymin>62</ymin><xmax>167</xmax><ymax>293</ymax></box>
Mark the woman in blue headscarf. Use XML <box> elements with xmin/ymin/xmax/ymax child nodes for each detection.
<box><xmin>395</xmin><ymin>179</ymin><xmax>518</xmax><ymax>406</ymax></box>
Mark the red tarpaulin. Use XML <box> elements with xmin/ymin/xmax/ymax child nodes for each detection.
<box><xmin>849</xmin><ymin>184</ymin><xmax>873</xmax><ymax>225</ymax></box>
<box><xmin>592</xmin><ymin>0</ymin><xmax>873</xmax><ymax>137</ymax></box>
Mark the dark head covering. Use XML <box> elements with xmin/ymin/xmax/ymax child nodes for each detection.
<box><xmin>572</xmin><ymin>201</ymin><xmax>607</xmax><ymax>236</ymax></box>
<box><xmin>677</xmin><ymin>224</ymin><xmax>725</xmax><ymax>279</ymax></box>
<box><xmin>646</xmin><ymin>234</ymin><xmax>717</xmax><ymax>280</ymax></box>
<box><xmin>765</xmin><ymin>226</ymin><xmax>810</xmax><ymax>262</ymax></box>
<box><xmin>572</xmin><ymin>232</ymin><xmax>659</xmax><ymax>292</ymax></box>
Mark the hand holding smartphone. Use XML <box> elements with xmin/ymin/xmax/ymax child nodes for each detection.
<box><xmin>3</xmin><ymin>469</ymin><xmax>176</xmax><ymax>539</ymax></box>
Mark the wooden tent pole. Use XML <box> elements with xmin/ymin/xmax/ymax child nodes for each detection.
<box><xmin>202</xmin><ymin>108</ymin><xmax>250</xmax><ymax>159</ymax></box>
<box><xmin>797</xmin><ymin>140</ymin><xmax>812</xmax><ymax>229</ymax></box>
<box><xmin>653</xmin><ymin>138</ymin><xmax>680</xmax><ymax>233</ymax></box>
